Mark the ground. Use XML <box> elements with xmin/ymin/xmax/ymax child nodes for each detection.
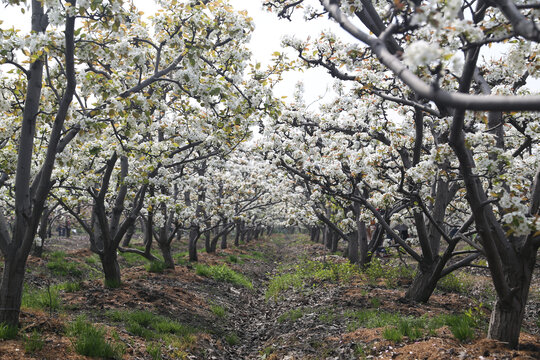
<box><xmin>0</xmin><ymin>232</ymin><xmax>538</xmax><ymax>359</ymax></box>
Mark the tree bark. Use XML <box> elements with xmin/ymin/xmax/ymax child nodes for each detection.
<box><xmin>404</xmin><ymin>260</ymin><xmax>441</xmax><ymax>302</ymax></box>
<box><xmin>100</xmin><ymin>252</ymin><xmax>121</xmax><ymax>288</ymax></box>
<box><xmin>487</xmin><ymin>252</ymin><xmax>536</xmax><ymax>348</ymax></box>
<box><xmin>159</xmin><ymin>242</ymin><xmax>175</xmax><ymax>269</ymax></box>
<box><xmin>0</xmin><ymin>258</ymin><xmax>26</xmax><ymax>325</ymax></box>
<box><xmin>188</xmin><ymin>226</ymin><xmax>199</xmax><ymax>262</ymax></box>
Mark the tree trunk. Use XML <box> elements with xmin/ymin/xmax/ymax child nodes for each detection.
<box><xmin>330</xmin><ymin>232</ymin><xmax>338</xmax><ymax>253</ymax></box>
<box><xmin>122</xmin><ymin>221</ymin><xmax>136</xmax><ymax>247</ymax></box>
<box><xmin>188</xmin><ymin>227</ymin><xmax>199</xmax><ymax>262</ymax></box>
<box><xmin>487</xmin><ymin>253</ymin><xmax>536</xmax><ymax>348</ymax></box>
<box><xmin>220</xmin><ymin>231</ymin><xmax>228</xmax><ymax>249</ymax></box>
<box><xmin>100</xmin><ymin>252</ymin><xmax>121</xmax><ymax>288</ymax></box>
<box><xmin>348</xmin><ymin>231</ymin><xmax>359</xmax><ymax>264</ymax></box>
<box><xmin>0</xmin><ymin>258</ymin><xmax>26</xmax><ymax>326</ymax></box>
<box><xmin>205</xmin><ymin>231</ymin><xmax>212</xmax><ymax>253</ymax></box>
<box><xmin>159</xmin><ymin>243</ymin><xmax>175</xmax><ymax>269</ymax></box>
<box><xmin>404</xmin><ymin>260</ymin><xmax>440</xmax><ymax>303</ymax></box>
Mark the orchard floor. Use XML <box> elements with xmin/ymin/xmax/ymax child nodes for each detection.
<box><xmin>0</xmin><ymin>233</ymin><xmax>539</xmax><ymax>359</ymax></box>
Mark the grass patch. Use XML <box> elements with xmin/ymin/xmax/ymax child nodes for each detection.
<box><xmin>146</xmin><ymin>260</ymin><xmax>167</xmax><ymax>273</ymax></box>
<box><xmin>382</xmin><ymin>326</ymin><xmax>403</xmax><ymax>342</ymax></box>
<box><xmin>266</xmin><ymin>273</ymin><xmax>302</xmax><ymax>301</ymax></box>
<box><xmin>194</xmin><ymin>264</ymin><xmax>253</xmax><ymax>289</ymax></box>
<box><xmin>266</xmin><ymin>259</ymin><xmax>360</xmax><ymax>301</ymax></box>
<box><xmin>46</xmin><ymin>251</ymin><xmax>83</xmax><ymax>278</ymax></box>
<box><xmin>225</xmin><ymin>332</ymin><xmax>239</xmax><ymax>346</ymax></box>
<box><xmin>147</xmin><ymin>342</ymin><xmax>162</xmax><ymax>360</ymax></box>
<box><xmin>0</xmin><ymin>323</ymin><xmax>18</xmax><ymax>340</ymax></box>
<box><xmin>210</xmin><ymin>304</ymin><xmax>226</xmax><ymax>318</ymax></box>
<box><xmin>278</xmin><ymin>308</ymin><xmax>306</xmax><ymax>323</ymax></box>
<box><xmin>21</xmin><ymin>285</ymin><xmax>61</xmax><ymax>311</ymax></box>
<box><xmin>105</xmin><ymin>309</ymin><xmax>195</xmax><ymax>341</ymax></box>
<box><xmin>437</xmin><ymin>273</ymin><xmax>474</xmax><ymax>294</ymax></box>
<box><xmin>346</xmin><ymin>309</ymin><xmax>478</xmax><ymax>343</ymax></box>
<box><xmin>227</xmin><ymin>255</ymin><xmax>240</xmax><ymax>264</ymax></box>
<box><xmin>67</xmin><ymin>316</ymin><xmax>124</xmax><ymax>359</ymax></box>
<box><xmin>58</xmin><ymin>281</ymin><xmax>82</xmax><ymax>293</ymax></box>
<box><xmin>364</xmin><ymin>258</ymin><xmax>415</xmax><ymax>288</ymax></box>
<box><xmin>23</xmin><ymin>330</ymin><xmax>44</xmax><ymax>353</ymax></box>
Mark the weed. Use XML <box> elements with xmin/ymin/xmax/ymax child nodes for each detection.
<box><xmin>364</xmin><ymin>258</ymin><xmax>415</xmax><ymax>288</ymax></box>
<box><xmin>382</xmin><ymin>326</ymin><xmax>403</xmax><ymax>342</ymax></box>
<box><xmin>67</xmin><ymin>316</ymin><xmax>124</xmax><ymax>359</ymax></box>
<box><xmin>227</xmin><ymin>255</ymin><xmax>239</xmax><ymax>263</ymax></box>
<box><xmin>23</xmin><ymin>330</ymin><xmax>44</xmax><ymax>353</ymax></box>
<box><xmin>318</xmin><ymin>308</ymin><xmax>337</xmax><ymax>324</ymax></box>
<box><xmin>119</xmin><ymin>251</ymin><xmax>144</xmax><ymax>266</ymax></box>
<box><xmin>195</xmin><ymin>264</ymin><xmax>253</xmax><ymax>289</ymax></box>
<box><xmin>278</xmin><ymin>308</ymin><xmax>305</xmax><ymax>323</ymax></box>
<box><xmin>437</xmin><ymin>273</ymin><xmax>473</xmax><ymax>294</ymax></box>
<box><xmin>353</xmin><ymin>343</ymin><xmax>367</xmax><ymax>358</ymax></box>
<box><xmin>265</xmin><ymin>273</ymin><xmax>302</xmax><ymax>301</ymax></box>
<box><xmin>370</xmin><ymin>297</ymin><xmax>381</xmax><ymax>308</ymax></box>
<box><xmin>104</xmin><ymin>278</ymin><xmax>122</xmax><ymax>289</ymax></box>
<box><xmin>21</xmin><ymin>285</ymin><xmax>61</xmax><ymax>311</ymax></box>
<box><xmin>85</xmin><ymin>254</ymin><xmax>99</xmax><ymax>265</ymax></box>
<box><xmin>225</xmin><ymin>332</ymin><xmax>239</xmax><ymax>346</ymax></box>
<box><xmin>446</xmin><ymin>314</ymin><xmax>475</xmax><ymax>342</ymax></box>
<box><xmin>59</xmin><ymin>281</ymin><xmax>82</xmax><ymax>293</ymax></box>
<box><xmin>46</xmin><ymin>251</ymin><xmax>83</xmax><ymax>278</ymax></box>
<box><xmin>147</xmin><ymin>342</ymin><xmax>162</xmax><ymax>360</ymax></box>
<box><xmin>106</xmin><ymin>309</ymin><xmax>195</xmax><ymax>341</ymax></box>
<box><xmin>210</xmin><ymin>304</ymin><xmax>226</xmax><ymax>318</ymax></box>
<box><xmin>146</xmin><ymin>260</ymin><xmax>167</xmax><ymax>273</ymax></box>
<box><xmin>0</xmin><ymin>323</ymin><xmax>18</xmax><ymax>340</ymax></box>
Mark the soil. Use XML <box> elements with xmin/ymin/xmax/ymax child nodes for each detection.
<box><xmin>0</xmin><ymin>233</ymin><xmax>539</xmax><ymax>359</ymax></box>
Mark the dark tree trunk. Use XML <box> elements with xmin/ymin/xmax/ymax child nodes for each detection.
<box><xmin>487</xmin><ymin>251</ymin><xmax>536</xmax><ymax>348</ymax></box>
<box><xmin>188</xmin><ymin>227</ymin><xmax>199</xmax><ymax>262</ymax></box>
<box><xmin>348</xmin><ymin>231</ymin><xmax>359</xmax><ymax>264</ymax></box>
<box><xmin>100</xmin><ymin>252</ymin><xmax>121</xmax><ymax>288</ymax></box>
<box><xmin>205</xmin><ymin>231</ymin><xmax>212</xmax><ymax>253</ymax></box>
<box><xmin>122</xmin><ymin>221</ymin><xmax>136</xmax><ymax>247</ymax></box>
<box><xmin>0</xmin><ymin>258</ymin><xmax>26</xmax><ymax>325</ymax></box>
<box><xmin>404</xmin><ymin>260</ymin><xmax>440</xmax><ymax>302</ymax></box>
<box><xmin>330</xmin><ymin>231</ymin><xmax>338</xmax><ymax>253</ymax></box>
<box><xmin>159</xmin><ymin>242</ymin><xmax>175</xmax><ymax>269</ymax></box>
<box><xmin>220</xmin><ymin>230</ymin><xmax>228</xmax><ymax>249</ymax></box>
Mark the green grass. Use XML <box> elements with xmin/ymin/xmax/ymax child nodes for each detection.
<box><xmin>382</xmin><ymin>326</ymin><xmax>403</xmax><ymax>342</ymax></box>
<box><xmin>364</xmin><ymin>258</ymin><xmax>416</xmax><ymax>288</ymax></box>
<box><xmin>67</xmin><ymin>316</ymin><xmax>124</xmax><ymax>359</ymax></box>
<box><xmin>266</xmin><ymin>259</ymin><xmax>360</xmax><ymax>301</ymax></box>
<box><xmin>227</xmin><ymin>254</ymin><xmax>239</xmax><ymax>263</ymax></box>
<box><xmin>194</xmin><ymin>264</ymin><xmax>253</xmax><ymax>289</ymax></box>
<box><xmin>225</xmin><ymin>332</ymin><xmax>239</xmax><ymax>346</ymax></box>
<box><xmin>147</xmin><ymin>342</ymin><xmax>162</xmax><ymax>360</ymax></box>
<box><xmin>46</xmin><ymin>251</ymin><xmax>83</xmax><ymax>278</ymax></box>
<box><xmin>437</xmin><ymin>273</ymin><xmax>474</xmax><ymax>294</ymax></box>
<box><xmin>265</xmin><ymin>273</ymin><xmax>303</xmax><ymax>301</ymax></box>
<box><xmin>23</xmin><ymin>330</ymin><xmax>44</xmax><ymax>353</ymax></box>
<box><xmin>58</xmin><ymin>281</ymin><xmax>82</xmax><ymax>293</ymax></box>
<box><xmin>0</xmin><ymin>322</ymin><xmax>18</xmax><ymax>340</ymax></box>
<box><xmin>146</xmin><ymin>260</ymin><xmax>167</xmax><ymax>273</ymax></box>
<box><xmin>345</xmin><ymin>309</ymin><xmax>478</xmax><ymax>343</ymax></box>
<box><xmin>105</xmin><ymin>309</ymin><xmax>195</xmax><ymax>341</ymax></box>
<box><xmin>278</xmin><ymin>308</ymin><xmax>306</xmax><ymax>323</ymax></box>
<box><xmin>21</xmin><ymin>285</ymin><xmax>61</xmax><ymax>311</ymax></box>
<box><xmin>173</xmin><ymin>251</ymin><xmax>189</xmax><ymax>266</ymax></box>
<box><xmin>210</xmin><ymin>304</ymin><xmax>226</xmax><ymax>318</ymax></box>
